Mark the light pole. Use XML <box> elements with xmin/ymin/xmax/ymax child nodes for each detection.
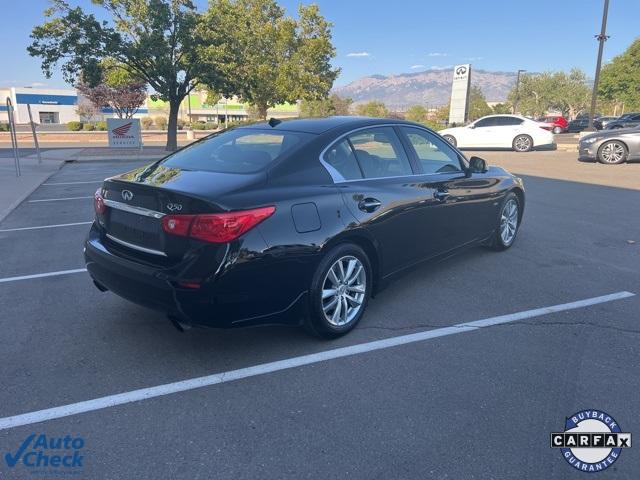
<box><xmin>513</xmin><ymin>69</ymin><xmax>526</xmax><ymax>114</ymax></box>
<box><xmin>586</xmin><ymin>0</ymin><xmax>610</xmax><ymax>131</ymax></box>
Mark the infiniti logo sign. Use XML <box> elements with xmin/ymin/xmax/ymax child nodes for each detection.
<box><xmin>121</xmin><ymin>190</ymin><xmax>134</xmax><ymax>201</ymax></box>
<box><xmin>455</xmin><ymin>66</ymin><xmax>467</xmax><ymax>75</ymax></box>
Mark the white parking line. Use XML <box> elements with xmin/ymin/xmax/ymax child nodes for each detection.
<box><xmin>0</xmin><ymin>268</ymin><xmax>87</xmax><ymax>284</ymax></box>
<box><xmin>0</xmin><ymin>290</ymin><xmax>633</xmax><ymax>430</ymax></box>
<box><xmin>42</xmin><ymin>181</ymin><xmax>103</xmax><ymax>186</ymax></box>
<box><xmin>0</xmin><ymin>221</ymin><xmax>92</xmax><ymax>233</ymax></box>
<box><xmin>27</xmin><ymin>196</ymin><xmax>93</xmax><ymax>203</ymax></box>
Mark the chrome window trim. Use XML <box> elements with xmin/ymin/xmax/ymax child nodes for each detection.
<box><xmin>103</xmin><ymin>199</ymin><xmax>165</xmax><ymax>219</ymax></box>
<box><xmin>106</xmin><ymin>234</ymin><xmax>168</xmax><ymax>257</ymax></box>
<box><xmin>319</xmin><ymin>124</ymin><xmax>466</xmax><ymax>183</ymax></box>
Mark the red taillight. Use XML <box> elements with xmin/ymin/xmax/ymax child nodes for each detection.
<box><xmin>94</xmin><ymin>188</ymin><xmax>106</xmax><ymax>215</ymax></box>
<box><xmin>161</xmin><ymin>206</ymin><xmax>275</xmax><ymax>244</ymax></box>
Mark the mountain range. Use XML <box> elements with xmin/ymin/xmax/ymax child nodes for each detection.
<box><xmin>333</xmin><ymin>68</ymin><xmax>518</xmax><ymax>109</ymax></box>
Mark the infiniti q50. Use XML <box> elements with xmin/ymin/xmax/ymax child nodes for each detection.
<box><xmin>85</xmin><ymin>117</ymin><xmax>525</xmax><ymax>338</ymax></box>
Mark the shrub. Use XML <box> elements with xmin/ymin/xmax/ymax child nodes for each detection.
<box><xmin>204</xmin><ymin>122</ymin><xmax>217</xmax><ymax>130</ymax></box>
<box><xmin>141</xmin><ymin>116</ymin><xmax>154</xmax><ymax>130</ymax></box>
<box><xmin>67</xmin><ymin>121</ymin><xmax>83</xmax><ymax>131</ymax></box>
<box><xmin>82</xmin><ymin>123</ymin><xmax>96</xmax><ymax>131</ymax></box>
<box><xmin>0</xmin><ymin>123</ymin><xmax>9</xmax><ymax>132</ymax></box>
<box><xmin>95</xmin><ymin>121</ymin><xmax>107</xmax><ymax>131</ymax></box>
<box><xmin>154</xmin><ymin>116</ymin><xmax>167</xmax><ymax>130</ymax></box>
<box><xmin>190</xmin><ymin>122</ymin><xmax>206</xmax><ymax>130</ymax></box>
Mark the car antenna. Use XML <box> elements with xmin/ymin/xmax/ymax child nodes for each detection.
<box><xmin>268</xmin><ymin>117</ymin><xmax>281</xmax><ymax>128</ymax></box>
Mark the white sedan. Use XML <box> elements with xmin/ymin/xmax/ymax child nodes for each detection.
<box><xmin>440</xmin><ymin>115</ymin><xmax>555</xmax><ymax>152</ymax></box>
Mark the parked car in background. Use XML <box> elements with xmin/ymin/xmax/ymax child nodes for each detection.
<box><xmin>597</xmin><ymin>116</ymin><xmax>619</xmax><ymax>129</ymax></box>
<box><xmin>566</xmin><ymin>116</ymin><xmax>603</xmax><ymax>132</ymax></box>
<box><xmin>440</xmin><ymin>115</ymin><xmax>555</xmax><ymax>152</ymax></box>
<box><xmin>537</xmin><ymin>115</ymin><xmax>568</xmax><ymax>134</ymax></box>
<box><xmin>85</xmin><ymin>117</ymin><xmax>525</xmax><ymax>338</ymax></box>
<box><xmin>578</xmin><ymin>126</ymin><xmax>640</xmax><ymax>164</ymax></box>
<box><xmin>604</xmin><ymin>112</ymin><xmax>640</xmax><ymax>130</ymax></box>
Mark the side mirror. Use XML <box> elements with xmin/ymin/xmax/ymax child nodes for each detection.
<box><xmin>468</xmin><ymin>156</ymin><xmax>487</xmax><ymax>174</ymax></box>
<box><xmin>468</xmin><ymin>123</ymin><xmax>476</xmax><ymax>129</ymax></box>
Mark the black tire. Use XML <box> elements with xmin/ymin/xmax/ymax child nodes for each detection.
<box><xmin>512</xmin><ymin>134</ymin><xmax>533</xmax><ymax>152</ymax></box>
<box><xmin>305</xmin><ymin>243</ymin><xmax>372</xmax><ymax>339</ymax></box>
<box><xmin>443</xmin><ymin>135</ymin><xmax>457</xmax><ymax>147</ymax></box>
<box><xmin>486</xmin><ymin>192</ymin><xmax>521</xmax><ymax>251</ymax></box>
<box><xmin>597</xmin><ymin>140</ymin><xmax>628</xmax><ymax>164</ymax></box>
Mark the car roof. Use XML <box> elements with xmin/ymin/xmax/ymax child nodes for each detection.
<box><xmin>239</xmin><ymin>116</ymin><xmax>410</xmax><ymax>134</ymax></box>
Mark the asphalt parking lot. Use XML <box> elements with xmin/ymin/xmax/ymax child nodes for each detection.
<box><xmin>1</xmin><ymin>151</ymin><xmax>639</xmax><ymax>479</ymax></box>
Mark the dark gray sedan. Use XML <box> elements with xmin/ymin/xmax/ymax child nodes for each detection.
<box><xmin>578</xmin><ymin>126</ymin><xmax>640</xmax><ymax>164</ymax></box>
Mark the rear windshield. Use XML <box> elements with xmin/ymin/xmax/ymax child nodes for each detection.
<box><xmin>161</xmin><ymin>128</ymin><xmax>313</xmax><ymax>173</ymax></box>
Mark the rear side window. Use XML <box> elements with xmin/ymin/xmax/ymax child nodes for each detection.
<box><xmin>161</xmin><ymin>128</ymin><xmax>313</xmax><ymax>173</ymax></box>
<box><xmin>494</xmin><ymin>116</ymin><xmax>524</xmax><ymax>126</ymax></box>
<box><xmin>347</xmin><ymin>127</ymin><xmax>413</xmax><ymax>178</ymax></box>
<box><xmin>323</xmin><ymin>139</ymin><xmax>363</xmax><ymax>180</ymax></box>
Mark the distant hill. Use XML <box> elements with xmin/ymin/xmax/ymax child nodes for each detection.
<box><xmin>333</xmin><ymin>68</ymin><xmax>518</xmax><ymax>109</ymax></box>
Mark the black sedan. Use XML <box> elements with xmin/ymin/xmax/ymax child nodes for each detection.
<box><xmin>605</xmin><ymin>112</ymin><xmax>640</xmax><ymax>130</ymax></box>
<box><xmin>567</xmin><ymin>116</ymin><xmax>602</xmax><ymax>132</ymax></box>
<box><xmin>85</xmin><ymin>117</ymin><xmax>525</xmax><ymax>338</ymax></box>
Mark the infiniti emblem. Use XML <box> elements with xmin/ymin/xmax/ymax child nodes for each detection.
<box><xmin>121</xmin><ymin>190</ymin><xmax>134</xmax><ymax>201</ymax></box>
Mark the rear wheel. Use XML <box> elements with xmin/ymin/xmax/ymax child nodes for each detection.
<box><xmin>305</xmin><ymin>244</ymin><xmax>371</xmax><ymax>339</ymax></box>
<box><xmin>597</xmin><ymin>140</ymin><xmax>627</xmax><ymax>164</ymax></box>
<box><xmin>512</xmin><ymin>134</ymin><xmax>533</xmax><ymax>152</ymax></box>
<box><xmin>552</xmin><ymin>126</ymin><xmax>562</xmax><ymax>134</ymax></box>
<box><xmin>443</xmin><ymin>135</ymin><xmax>457</xmax><ymax>147</ymax></box>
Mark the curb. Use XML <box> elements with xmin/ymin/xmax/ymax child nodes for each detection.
<box><xmin>0</xmin><ymin>161</ymin><xmax>66</xmax><ymax>225</ymax></box>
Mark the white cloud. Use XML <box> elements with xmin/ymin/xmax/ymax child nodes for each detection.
<box><xmin>346</xmin><ymin>52</ymin><xmax>371</xmax><ymax>58</ymax></box>
<box><xmin>410</xmin><ymin>64</ymin><xmax>426</xmax><ymax>69</ymax></box>
<box><xmin>427</xmin><ymin>52</ymin><xmax>448</xmax><ymax>57</ymax></box>
<box><xmin>429</xmin><ymin>65</ymin><xmax>453</xmax><ymax>70</ymax></box>
<box><xmin>466</xmin><ymin>56</ymin><xmax>484</xmax><ymax>61</ymax></box>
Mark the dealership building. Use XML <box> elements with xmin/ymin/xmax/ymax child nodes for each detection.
<box><xmin>1</xmin><ymin>86</ymin><xmax>298</xmax><ymax>125</ymax></box>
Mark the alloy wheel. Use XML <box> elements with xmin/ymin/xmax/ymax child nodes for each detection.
<box><xmin>321</xmin><ymin>255</ymin><xmax>367</xmax><ymax>326</ymax></box>
<box><xmin>600</xmin><ymin>142</ymin><xmax>625</xmax><ymax>164</ymax></box>
<box><xmin>513</xmin><ymin>135</ymin><xmax>532</xmax><ymax>152</ymax></box>
<box><xmin>500</xmin><ymin>199</ymin><xmax>518</xmax><ymax>245</ymax></box>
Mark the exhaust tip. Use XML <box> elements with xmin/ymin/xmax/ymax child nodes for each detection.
<box><xmin>168</xmin><ymin>314</ymin><xmax>192</xmax><ymax>332</ymax></box>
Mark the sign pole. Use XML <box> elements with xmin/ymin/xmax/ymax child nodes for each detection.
<box><xmin>27</xmin><ymin>104</ymin><xmax>42</xmax><ymax>164</ymax></box>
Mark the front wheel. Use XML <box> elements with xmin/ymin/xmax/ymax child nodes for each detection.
<box><xmin>486</xmin><ymin>192</ymin><xmax>520</xmax><ymax>251</ymax></box>
<box><xmin>598</xmin><ymin>140</ymin><xmax>627</xmax><ymax>164</ymax></box>
<box><xmin>512</xmin><ymin>134</ymin><xmax>533</xmax><ymax>152</ymax></box>
<box><xmin>305</xmin><ymin>243</ymin><xmax>372</xmax><ymax>338</ymax></box>
<box><xmin>443</xmin><ymin>135</ymin><xmax>457</xmax><ymax>147</ymax></box>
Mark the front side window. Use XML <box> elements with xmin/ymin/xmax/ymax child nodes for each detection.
<box><xmin>401</xmin><ymin>128</ymin><xmax>463</xmax><ymax>174</ymax></box>
<box><xmin>161</xmin><ymin>128</ymin><xmax>313</xmax><ymax>174</ymax></box>
<box><xmin>347</xmin><ymin>127</ymin><xmax>413</xmax><ymax>178</ymax></box>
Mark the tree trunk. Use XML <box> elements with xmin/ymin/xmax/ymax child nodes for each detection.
<box><xmin>166</xmin><ymin>99</ymin><xmax>181</xmax><ymax>151</ymax></box>
<box><xmin>257</xmin><ymin>103</ymin><xmax>269</xmax><ymax>120</ymax></box>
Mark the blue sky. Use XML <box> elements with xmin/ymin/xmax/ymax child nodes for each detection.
<box><xmin>1</xmin><ymin>0</ymin><xmax>638</xmax><ymax>89</ymax></box>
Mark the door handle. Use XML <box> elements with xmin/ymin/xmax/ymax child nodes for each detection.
<box><xmin>358</xmin><ymin>197</ymin><xmax>382</xmax><ymax>213</ymax></box>
<box><xmin>434</xmin><ymin>190</ymin><xmax>449</xmax><ymax>201</ymax></box>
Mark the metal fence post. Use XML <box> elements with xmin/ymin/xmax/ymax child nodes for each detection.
<box><xmin>6</xmin><ymin>97</ymin><xmax>21</xmax><ymax>177</ymax></box>
<box><xmin>27</xmin><ymin>104</ymin><xmax>42</xmax><ymax>164</ymax></box>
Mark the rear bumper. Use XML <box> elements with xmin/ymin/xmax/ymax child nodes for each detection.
<box><xmin>84</xmin><ymin>223</ymin><xmax>311</xmax><ymax>328</ymax></box>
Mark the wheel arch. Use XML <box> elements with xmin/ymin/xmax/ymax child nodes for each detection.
<box><xmin>322</xmin><ymin>230</ymin><xmax>382</xmax><ymax>296</ymax></box>
<box><xmin>510</xmin><ymin>186</ymin><xmax>525</xmax><ymax>221</ymax></box>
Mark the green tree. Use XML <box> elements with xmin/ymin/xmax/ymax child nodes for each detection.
<box><xmin>405</xmin><ymin>105</ymin><xmax>428</xmax><ymax>123</ymax></box>
<box><xmin>28</xmin><ymin>0</ymin><xmax>208</xmax><ymax>150</ymax></box>
<box><xmin>507</xmin><ymin>69</ymin><xmax>590</xmax><ymax>118</ymax></box>
<box><xmin>468</xmin><ymin>86</ymin><xmax>492</xmax><ymax>121</ymax></box>
<box><xmin>491</xmin><ymin>102</ymin><xmax>511</xmax><ymax>114</ymax></box>
<box><xmin>199</xmin><ymin>0</ymin><xmax>338</xmax><ymax>120</ymax></box>
<box><xmin>599</xmin><ymin>38</ymin><xmax>640</xmax><ymax>112</ymax></box>
<box><xmin>300</xmin><ymin>94</ymin><xmax>352</xmax><ymax>117</ymax></box>
<box><xmin>355</xmin><ymin>101</ymin><xmax>389</xmax><ymax>117</ymax></box>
